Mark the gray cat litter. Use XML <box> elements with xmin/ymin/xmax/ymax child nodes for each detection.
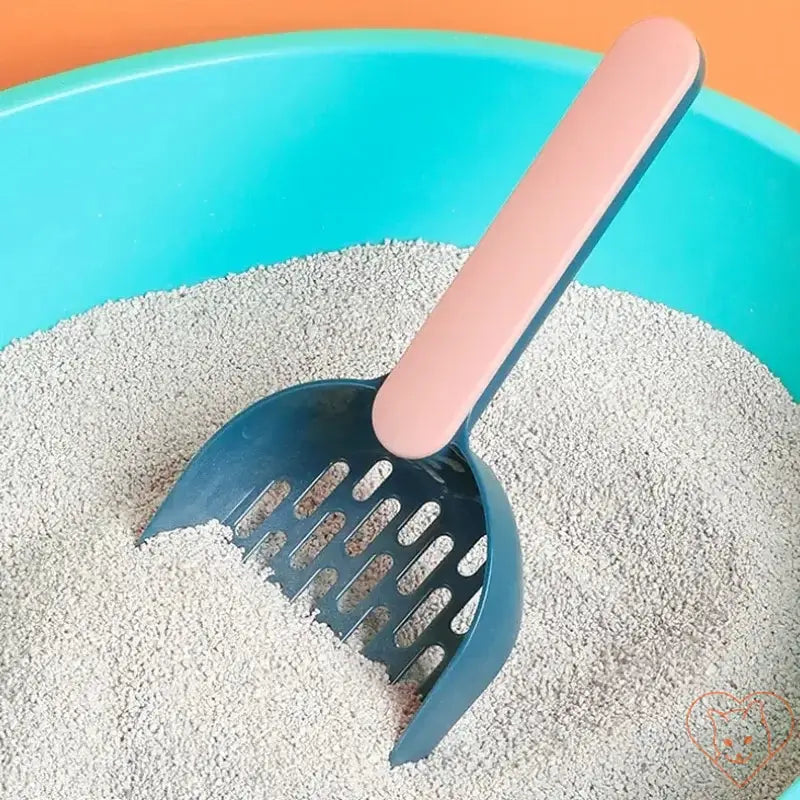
<box><xmin>1</xmin><ymin>241</ymin><xmax>797</xmax><ymax>799</ymax></box>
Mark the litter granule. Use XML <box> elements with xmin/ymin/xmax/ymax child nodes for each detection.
<box><xmin>0</xmin><ymin>241</ymin><xmax>798</xmax><ymax>799</ymax></box>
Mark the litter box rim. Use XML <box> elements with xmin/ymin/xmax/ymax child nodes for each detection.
<box><xmin>0</xmin><ymin>28</ymin><xmax>797</xmax><ymax>161</ymax></box>
<box><xmin>0</xmin><ymin>29</ymin><xmax>797</xmax><ymax>400</ymax></box>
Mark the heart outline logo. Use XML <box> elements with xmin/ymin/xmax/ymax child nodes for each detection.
<box><xmin>686</xmin><ymin>691</ymin><xmax>795</xmax><ymax>788</ymax></box>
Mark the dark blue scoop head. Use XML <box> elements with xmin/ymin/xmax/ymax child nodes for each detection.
<box><xmin>140</xmin><ymin>379</ymin><xmax>523</xmax><ymax>765</ymax></box>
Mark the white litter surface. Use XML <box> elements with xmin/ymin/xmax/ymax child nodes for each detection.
<box><xmin>1</xmin><ymin>241</ymin><xmax>798</xmax><ymax>799</ymax></box>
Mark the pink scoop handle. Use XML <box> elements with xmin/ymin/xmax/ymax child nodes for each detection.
<box><xmin>372</xmin><ymin>18</ymin><xmax>702</xmax><ymax>460</ymax></box>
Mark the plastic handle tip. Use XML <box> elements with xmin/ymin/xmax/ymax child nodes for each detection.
<box><xmin>372</xmin><ymin>18</ymin><xmax>702</xmax><ymax>460</ymax></box>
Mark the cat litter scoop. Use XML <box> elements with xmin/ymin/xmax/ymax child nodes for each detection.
<box><xmin>140</xmin><ymin>18</ymin><xmax>703</xmax><ymax>765</ymax></box>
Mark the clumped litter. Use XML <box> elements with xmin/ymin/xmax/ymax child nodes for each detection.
<box><xmin>1</xmin><ymin>241</ymin><xmax>798</xmax><ymax>799</ymax></box>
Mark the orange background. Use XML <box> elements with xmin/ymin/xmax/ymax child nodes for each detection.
<box><xmin>2</xmin><ymin>0</ymin><xmax>798</xmax><ymax>130</ymax></box>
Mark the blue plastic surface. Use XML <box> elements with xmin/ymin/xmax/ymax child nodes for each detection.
<box><xmin>782</xmin><ymin>777</ymin><xmax>800</xmax><ymax>800</ymax></box>
<box><xmin>0</xmin><ymin>32</ymin><xmax>798</xmax><ymax>399</ymax></box>
<box><xmin>0</xmin><ymin>29</ymin><xmax>798</xmax><ymax>777</ymax></box>
<box><xmin>139</xmin><ymin>378</ymin><xmax>523</xmax><ymax>764</ymax></box>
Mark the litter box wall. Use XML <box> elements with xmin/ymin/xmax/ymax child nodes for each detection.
<box><xmin>0</xmin><ymin>31</ymin><xmax>798</xmax><ymax>400</ymax></box>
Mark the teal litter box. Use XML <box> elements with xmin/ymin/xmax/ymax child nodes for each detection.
<box><xmin>0</xmin><ymin>27</ymin><xmax>798</xmax><ymax>790</ymax></box>
<box><xmin>0</xmin><ymin>31</ymin><xmax>798</xmax><ymax>402</ymax></box>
